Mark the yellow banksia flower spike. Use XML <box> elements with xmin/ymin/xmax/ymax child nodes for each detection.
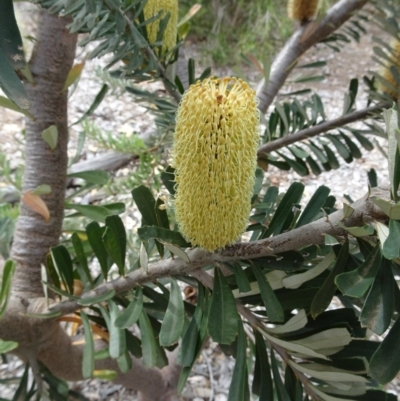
<box><xmin>143</xmin><ymin>0</ymin><xmax>178</xmax><ymax>55</ymax></box>
<box><xmin>287</xmin><ymin>0</ymin><xmax>319</xmax><ymax>21</ymax></box>
<box><xmin>172</xmin><ymin>77</ymin><xmax>260</xmax><ymax>252</ymax></box>
<box><xmin>377</xmin><ymin>38</ymin><xmax>400</xmax><ymax>99</ymax></box>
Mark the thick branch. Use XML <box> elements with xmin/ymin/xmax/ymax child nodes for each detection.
<box><xmin>52</xmin><ymin>187</ymin><xmax>388</xmax><ymax>316</ymax></box>
<box><xmin>10</xmin><ymin>11</ymin><xmax>77</xmax><ymax>297</ymax></box>
<box><xmin>257</xmin><ymin>102</ymin><xmax>388</xmax><ymax>155</ymax></box>
<box><xmin>256</xmin><ymin>0</ymin><xmax>369</xmax><ymax>113</ymax></box>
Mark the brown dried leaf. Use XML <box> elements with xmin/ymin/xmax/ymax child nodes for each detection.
<box><xmin>22</xmin><ymin>191</ymin><xmax>50</xmax><ymax>222</ymax></box>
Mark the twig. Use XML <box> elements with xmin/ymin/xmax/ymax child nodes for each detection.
<box><xmin>256</xmin><ymin>0</ymin><xmax>370</xmax><ymax>113</ymax></box>
<box><xmin>257</xmin><ymin>102</ymin><xmax>389</xmax><ymax>155</ymax></box>
<box><xmin>50</xmin><ymin>187</ymin><xmax>389</xmax><ymax>316</ymax></box>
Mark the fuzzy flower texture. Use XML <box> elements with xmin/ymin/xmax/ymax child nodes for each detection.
<box><xmin>378</xmin><ymin>38</ymin><xmax>400</xmax><ymax>99</ymax></box>
<box><xmin>172</xmin><ymin>77</ymin><xmax>260</xmax><ymax>252</ymax></box>
<box><xmin>143</xmin><ymin>0</ymin><xmax>178</xmax><ymax>55</ymax></box>
<box><xmin>287</xmin><ymin>0</ymin><xmax>319</xmax><ymax>21</ymax></box>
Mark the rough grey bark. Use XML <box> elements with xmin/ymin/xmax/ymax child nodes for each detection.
<box><xmin>10</xmin><ymin>11</ymin><xmax>77</xmax><ymax>297</ymax></box>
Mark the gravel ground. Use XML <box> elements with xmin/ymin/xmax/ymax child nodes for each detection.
<box><xmin>0</xmin><ymin>4</ymin><xmax>396</xmax><ymax>400</ymax></box>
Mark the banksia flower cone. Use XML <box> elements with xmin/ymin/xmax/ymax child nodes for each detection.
<box><xmin>378</xmin><ymin>38</ymin><xmax>400</xmax><ymax>99</ymax></box>
<box><xmin>172</xmin><ymin>77</ymin><xmax>260</xmax><ymax>252</ymax></box>
<box><xmin>287</xmin><ymin>0</ymin><xmax>319</xmax><ymax>21</ymax></box>
<box><xmin>144</xmin><ymin>0</ymin><xmax>178</xmax><ymax>55</ymax></box>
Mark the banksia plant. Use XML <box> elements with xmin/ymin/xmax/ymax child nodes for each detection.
<box><xmin>287</xmin><ymin>0</ymin><xmax>319</xmax><ymax>22</ymax></box>
<box><xmin>171</xmin><ymin>77</ymin><xmax>260</xmax><ymax>252</ymax></box>
<box><xmin>143</xmin><ymin>0</ymin><xmax>178</xmax><ymax>56</ymax></box>
<box><xmin>377</xmin><ymin>38</ymin><xmax>400</xmax><ymax>99</ymax></box>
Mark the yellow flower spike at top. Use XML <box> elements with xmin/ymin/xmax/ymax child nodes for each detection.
<box><xmin>287</xmin><ymin>0</ymin><xmax>319</xmax><ymax>22</ymax></box>
<box><xmin>143</xmin><ymin>0</ymin><xmax>178</xmax><ymax>56</ymax></box>
<box><xmin>172</xmin><ymin>77</ymin><xmax>260</xmax><ymax>252</ymax></box>
<box><xmin>378</xmin><ymin>38</ymin><xmax>400</xmax><ymax>100</ymax></box>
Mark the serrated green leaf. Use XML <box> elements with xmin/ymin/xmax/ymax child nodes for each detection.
<box><xmin>115</xmin><ymin>287</ymin><xmax>143</xmax><ymax>329</ymax></box>
<box><xmin>41</xmin><ymin>125</ymin><xmax>58</xmax><ymax>150</ymax></box>
<box><xmin>251</xmin><ymin>263</ymin><xmax>284</xmax><ymax>322</ymax></box>
<box><xmin>80</xmin><ymin>311</ymin><xmax>94</xmax><ymax>379</ymax></box>
<box><xmin>208</xmin><ymin>268</ymin><xmax>239</xmax><ymax>344</ymax></box>
<box><xmin>310</xmin><ymin>242</ymin><xmax>349</xmax><ymax>318</ymax></box>
<box><xmin>159</xmin><ymin>279</ymin><xmax>184</xmax><ymax>346</ymax></box>
<box><xmin>360</xmin><ymin>258</ymin><xmax>394</xmax><ymax>335</ymax></box>
<box><xmin>67</xmin><ymin>170</ymin><xmax>110</xmax><ymax>185</ymax></box>
<box><xmin>335</xmin><ymin>244</ymin><xmax>381</xmax><ymax>298</ymax></box>
<box><xmin>227</xmin><ymin>321</ymin><xmax>249</xmax><ymax>401</ymax></box>
<box><xmin>369</xmin><ymin>314</ymin><xmax>400</xmax><ymax>384</ymax></box>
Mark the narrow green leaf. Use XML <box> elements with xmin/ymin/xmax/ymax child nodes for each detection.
<box><xmin>0</xmin><ymin>339</ymin><xmax>18</xmax><ymax>353</ymax></box>
<box><xmin>360</xmin><ymin>258</ymin><xmax>394</xmax><ymax>335</ymax></box>
<box><xmin>326</xmin><ymin>134</ymin><xmax>352</xmax><ymax>162</ymax></box>
<box><xmin>160</xmin><ymin>241</ymin><xmax>190</xmax><ymax>262</ymax></box>
<box><xmin>252</xmin><ymin>330</ymin><xmax>273</xmax><ymax>399</ymax></box>
<box><xmin>50</xmin><ymin>245</ymin><xmax>74</xmax><ymax>294</ymax></box>
<box><xmin>188</xmin><ymin>58</ymin><xmax>195</xmax><ymax>85</ymax></box>
<box><xmin>115</xmin><ymin>287</ymin><xmax>143</xmax><ymax>329</ymax></box>
<box><xmin>251</xmin><ymin>263</ymin><xmax>284</xmax><ymax>322</ymax></box>
<box><xmin>117</xmin><ymin>350</ymin><xmax>132</xmax><ymax>373</ymax></box>
<box><xmin>232</xmin><ymin>263</ymin><xmax>252</xmax><ymax>293</ymax></box>
<box><xmin>159</xmin><ymin>279</ymin><xmax>185</xmax><ymax>346</ymax></box>
<box><xmin>86</xmin><ymin>221</ymin><xmax>110</xmax><ymax>279</ymax></box>
<box><xmin>0</xmin><ymin>260</ymin><xmax>15</xmax><ymax>318</ymax></box>
<box><xmin>370</xmin><ymin>197</ymin><xmax>400</xmax><ymax>220</ymax></box>
<box><xmin>296</xmin><ymin>185</ymin><xmax>330</xmax><ymax>227</ymax></box>
<box><xmin>369</xmin><ymin>314</ymin><xmax>400</xmax><ymax>384</ymax></box>
<box><xmin>310</xmin><ymin>242</ymin><xmax>349</xmax><ymax>318</ymax></box>
<box><xmin>263</xmin><ymin>182</ymin><xmax>304</xmax><ymax>237</ymax></box>
<box><xmin>67</xmin><ymin>170</ymin><xmax>110</xmax><ymax>185</ymax></box>
<box><xmin>41</xmin><ymin>125</ymin><xmax>58</xmax><ymax>150</ymax></box>
<box><xmin>208</xmin><ymin>268</ymin><xmax>239</xmax><ymax>344</ymax></box>
<box><xmin>72</xmin><ymin>84</ymin><xmax>109</xmax><ymax>125</ymax></box>
<box><xmin>339</xmin><ymin>131</ymin><xmax>362</xmax><ymax>159</ymax></box>
<box><xmin>71</xmin><ymin>233</ymin><xmax>93</xmax><ymax>286</ymax></box>
<box><xmin>155</xmin><ymin>197</ymin><xmax>169</xmax><ymax>229</ymax></box>
<box><xmin>138</xmin><ymin>226</ymin><xmax>190</xmax><ymax>247</ymax></box>
<box><xmin>108</xmin><ymin>300</ymin><xmax>126</xmax><ymax>358</ymax></box>
<box><xmin>271</xmin><ymin>349</ymin><xmax>292</xmax><ymax>401</ymax></box>
<box><xmin>160</xmin><ymin>166</ymin><xmax>176</xmax><ymax>195</ymax></box>
<box><xmin>335</xmin><ymin>244</ymin><xmax>381</xmax><ymax>298</ymax></box>
<box><xmin>93</xmin><ymin>369</ymin><xmax>118</xmax><ymax>380</ymax></box>
<box><xmin>383</xmin><ymin>219</ymin><xmax>400</xmax><ymax>260</ymax></box>
<box><xmin>0</xmin><ymin>95</ymin><xmax>33</xmax><ymax>118</ymax></box>
<box><xmin>0</xmin><ymin>47</ymin><xmax>29</xmax><ymax>109</ymax></box>
<box><xmin>228</xmin><ymin>321</ymin><xmax>249</xmax><ymax>401</ymax></box>
<box><xmin>62</xmin><ymin>62</ymin><xmax>85</xmax><ymax>92</ymax></box>
<box><xmin>80</xmin><ymin>311</ymin><xmax>94</xmax><ymax>379</ymax></box>
<box><xmin>104</xmin><ymin>215</ymin><xmax>126</xmax><ymax>274</ymax></box>
<box><xmin>138</xmin><ymin>311</ymin><xmax>159</xmax><ymax>367</ymax></box>
<box><xmin>66</xmin><ymin>204</ymin><xmax>112</xmax><ymax>223</ymax></box>
<box><xmin>30</xmin><ymin>184</ymin><xmax>51</xmax><ymax>196</ymax></box>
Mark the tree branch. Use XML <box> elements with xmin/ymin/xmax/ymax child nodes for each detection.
<box><xmin>51</xmin><ymin>187</ymin><xmax>389</xmax><ymax>316</ymax></box>
<box><xmin>257</xmin><ymin>102</ymin><xmax>389</xmax><ymax>155</ymax></box>
<box><xmin>256</xmin><ymin>0</ymin><xmax>370</xmax><ymax>113</ymax></box>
